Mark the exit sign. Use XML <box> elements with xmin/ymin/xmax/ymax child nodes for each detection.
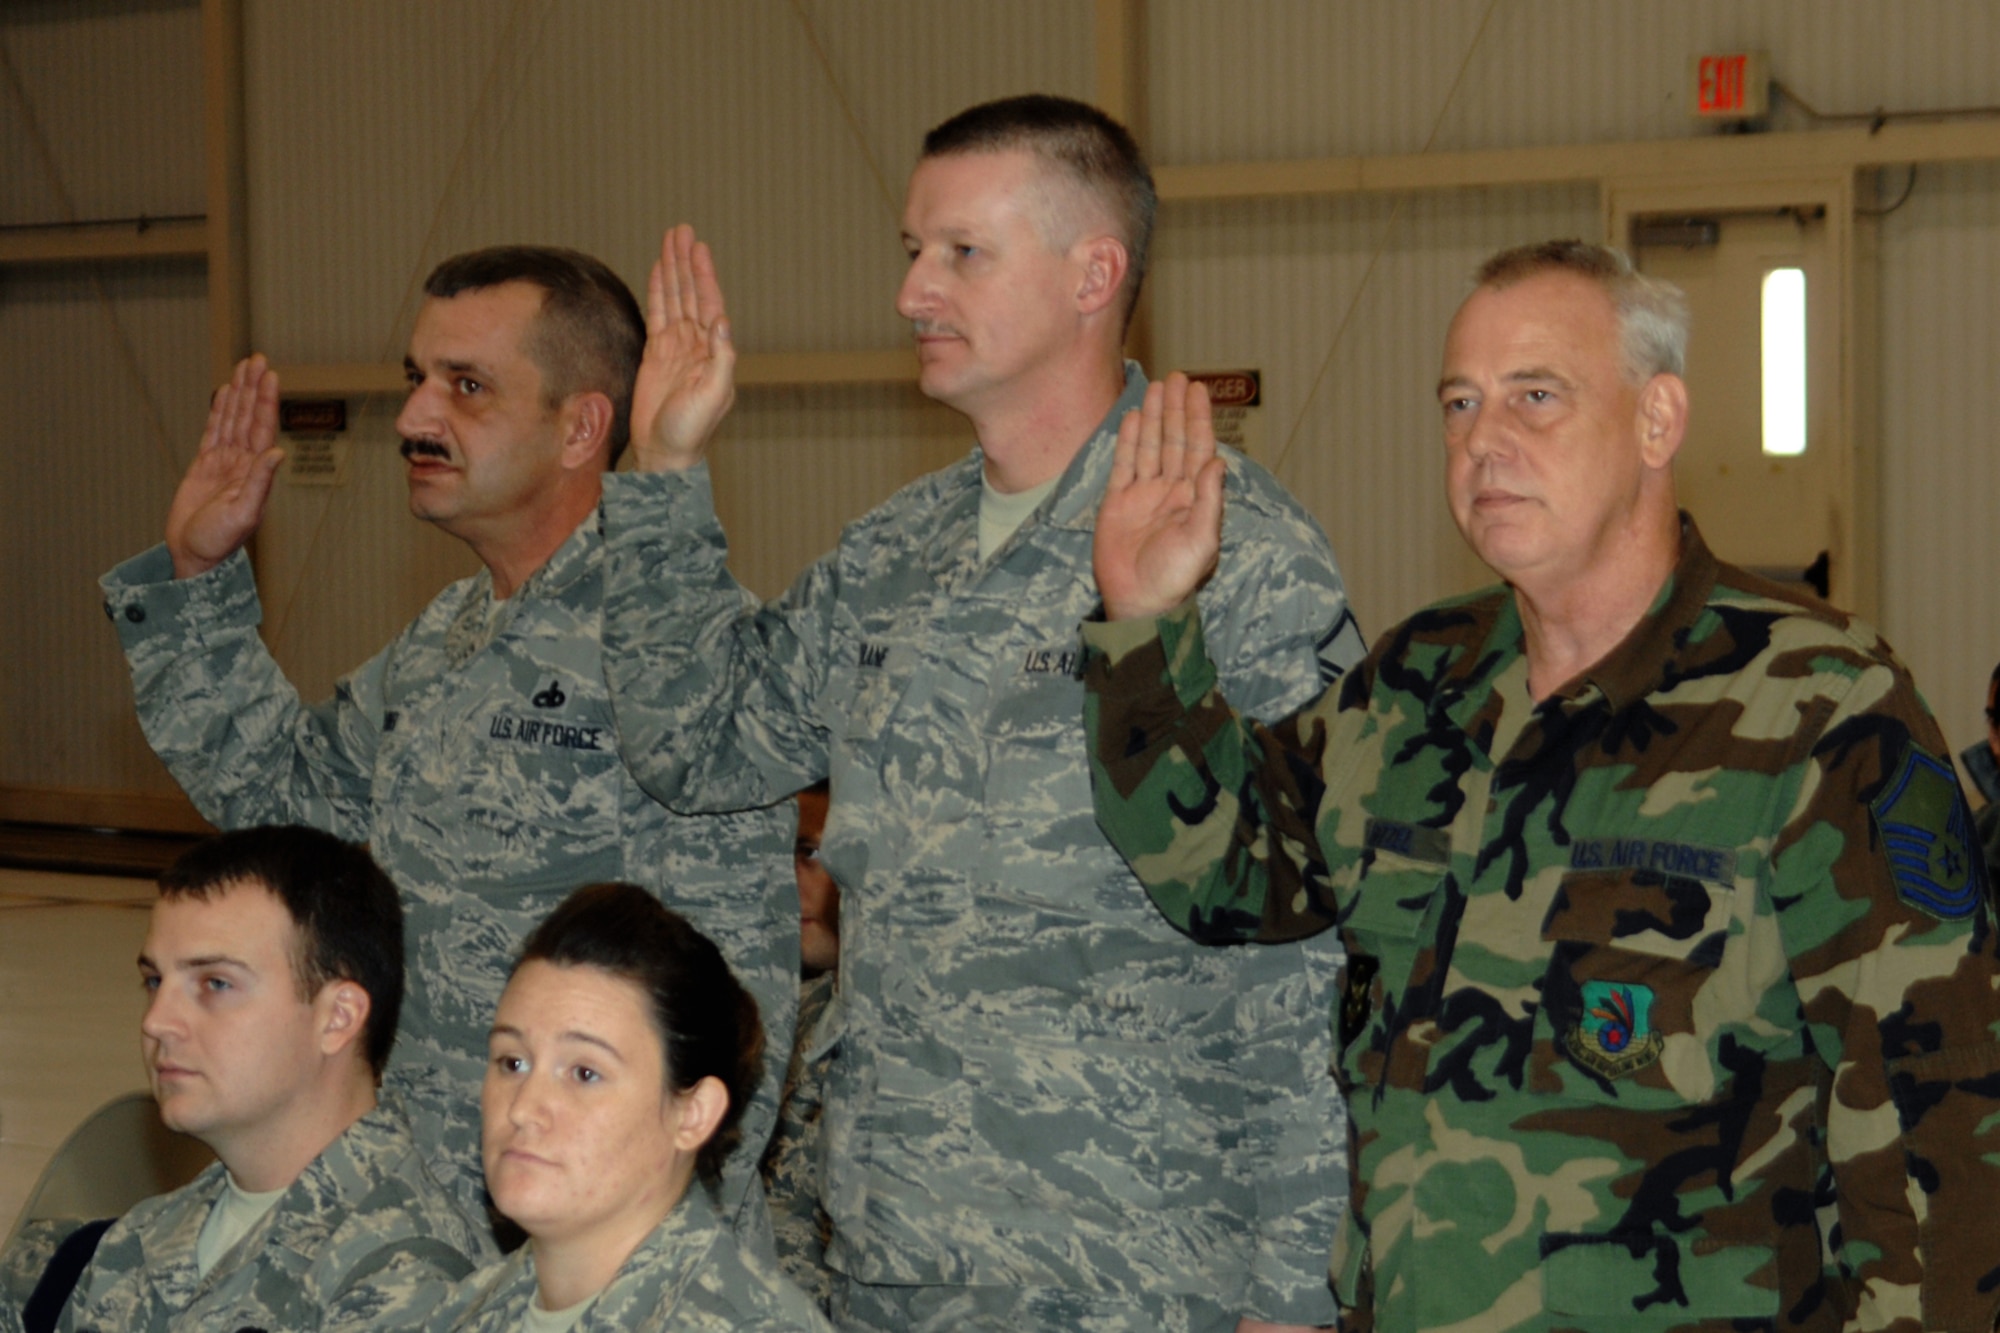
<box><xmin>1692</xmin><ymin>51</ymin><xmax>1770</xmax><ymax>120</ymax></box>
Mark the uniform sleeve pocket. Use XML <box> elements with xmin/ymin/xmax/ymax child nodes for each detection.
<box><xmin>1337</xmin><ymin>849</ymin><xmax>1445</xmax><ymax>1086</ymax></box>
<box><xmin>1885</xmin><ymin>1040</ymin><xmax>2000</xmax><ymax>1333</ymax></box>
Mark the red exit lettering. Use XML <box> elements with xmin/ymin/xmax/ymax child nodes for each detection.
<box><xmin>1699</xmin><ymin>54</ymin><xmax>1745</xmax><ymax>114</ymax></box>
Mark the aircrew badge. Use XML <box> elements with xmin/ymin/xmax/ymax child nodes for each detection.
<box><xmin>1870</xmin><ymin>746</ymin><xmax>1983</xmax><ymax>920</ymax></box>
<box><xmin>1567</xmin><ymin>980</ymin><xmax>1663</xmax><ymax>1078</ymax></box>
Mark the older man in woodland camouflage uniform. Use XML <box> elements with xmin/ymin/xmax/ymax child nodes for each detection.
<box><xmin>1082</xmin><ymin>238</ymin><xmax>2000</xmax><ymax>1333</ymax></box>
<box><xmin>599</xmin><ymin>96</ymin><xmax>1364</xmax><ymax>1333</ymax></box>
<box><xmin>98</xmin><ymin>248</ymin><xmax>794</xmax><ymax>1231</ymax></box>
<box><xmin>29</xmin><ymin>827</ymin><xmax>483</xmax><ymax>1333</ymax></box>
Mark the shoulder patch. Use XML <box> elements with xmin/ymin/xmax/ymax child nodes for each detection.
<box><xmin>1871</xmin><ymin>746</ymin><xmax>1983</xmax><ymax>920</ymax></box>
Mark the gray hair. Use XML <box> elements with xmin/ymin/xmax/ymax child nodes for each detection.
<box><xmin>1474</xmin><ymin>239</ymin><xmax>1690</xmax><ymax>382</ymax></box>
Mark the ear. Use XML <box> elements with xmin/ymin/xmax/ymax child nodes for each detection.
<box><xmin>315</xmin><ymin>980</ymin><xmax>372</xmax><ymax>1060</ymax></box>
<box><xmin>1072</xmin><ymin>233</ymin><xmax>1130</xmax><ymax>320</ymax></box>
<box><xmin>669</xmin><ymin>1075</ymin><xmax>731</xmax><ymax>1153</ymax></box>
<box><xmin>1636</xmin><ymin>373</ymin><xmax>1688</xmax><ymax>470</ymax></box>
<box><xmin>559</xmin><ymin>392</ymin><xmax>616</xmax><ymax>470</ymax></box>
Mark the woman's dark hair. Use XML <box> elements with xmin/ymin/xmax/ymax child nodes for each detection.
<box><xmin>515</xmin><ymin>883</ymin><xmax>762</xmax><ymax>1185</ymax></box>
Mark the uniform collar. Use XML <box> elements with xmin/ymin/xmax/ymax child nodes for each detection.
<box><xmin>1044</xmin><ymin>361</ymin><xmax>1149</xmax><ymax>532</ymax></box>
<box><xmin>243</xmin><ymin>1099</ymin><xmax>411</xmax><ymax>1266</ymax></box>
<box><xmin>1433</xmin><ymin>512</ymin><xmax>1720</xmax><ymax>742</ymax></box>
<box><xmin>920</xmin><ymin>361</ymin><xmax>1147</xmax><ymax>579</ymax></box>
<box><xmin>130</xmin><ymin>1163</ymin><xmax>229</xmax><ymax>1304</ymax></box>
<box><xmin>512</xmin><ymin>1188</ymin><xmax>728</xmax><ymax>1325</ymax></box>
<box><xmin>1567</xmin><ymin>512</ymin><xmax>1719</xmax><ymax>714</ymax></box>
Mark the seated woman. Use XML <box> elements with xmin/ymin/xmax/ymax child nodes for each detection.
<box><xmin>429</xmin><ymin>883</ymin><xmax>830</xmax><ymax>1332</ymax></box>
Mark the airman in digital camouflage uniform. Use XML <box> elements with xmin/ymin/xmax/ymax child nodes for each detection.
<box><xmin>430</xmin><ymin>1172</ymin><xmax>829</xmax><ymax>1333</ymax></box>
<box><xmin>48</xmin><ymin>826</ymin><xmax>483</xmax><ymax>1332</ymax></box>
<box><xmin>425</xmin><ymin>884</ymin><xmax>829</xmax><ymax>1333</ymax></box>
<box><xmin>98</xmin><ymin>248</ymin><xmax>795</xmax><ymax>1233</ymax></box>
<box><xmin>760</xmin><ymin>784</ymin><xmax>841</xmax><ymax>1314</ymax></box>
<box><xmin>599</xmin><ymin>96</ymin><xmax>1363</xmax><ymax>1333</ymax></box>
<box><xmin>1082</xmin><ymin>238</ymin><xmax>2000</xmax><ymax>1333</ymax></box>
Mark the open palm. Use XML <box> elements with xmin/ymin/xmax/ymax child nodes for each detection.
<box><xmin>630</xmin><ymin>224</ymin><xmax>736</xmax><ymax>472</ymax></box>
<box><xmin>1094</xmin><ymin>374</ymin><xmax>1226</xmax><ymax>621</ymax></box>
<box><xmin>165</xmin><ymin>355</ymin><xmax>284</xmax><ymax>579</ymax></box>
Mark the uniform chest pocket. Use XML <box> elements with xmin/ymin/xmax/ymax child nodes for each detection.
<box><xmin>1537</xmin><ymin>869</ymin><xmax>1734</xmax><ymax>1092</ymax></box>
<box><xmin>442</xmin><ymin>697</ymin><xmax>625</xmax><ymax>846</ymax></box>
<box><xmin>826</xmin><ymin>642</ymin><xmax>912</xmax><ymax>743</ymax></box>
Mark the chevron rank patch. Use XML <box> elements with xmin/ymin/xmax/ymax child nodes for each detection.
<box><xmin>1871</xmin><ymin>746</ymin><xmax>1982</xmax><ymax>920</ymax></box>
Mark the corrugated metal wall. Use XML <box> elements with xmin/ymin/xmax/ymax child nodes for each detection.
<box><xmin>1</xmin><ymin>0</ymin><xmax>206</xmax><ymax>800</ymax></box>
<box><xmin>1152</xmin><ymin>1</ymin><xmax>2000</xmax><ymax>159</ymax></box>
<box><xmin>10</xmin><ymin>0</ymin><xmax>2000</xmax><ymax>804</ymax></box>
<box><xmin>1878</xmin><ymin>159</ymin><xmax>2000</xmax><ymax>738</ymax></box>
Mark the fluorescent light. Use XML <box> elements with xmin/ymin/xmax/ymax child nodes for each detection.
<box><xmin>1762</xmin><ymin>267</ymin><xmax>1807</xmax><ymax>456</ymax></box>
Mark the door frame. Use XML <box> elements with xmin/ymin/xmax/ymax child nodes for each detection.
<box><xmin>1604</xmin><ymin>172</ymin><xmax>1878</xmax><ymax>617</ymax></box>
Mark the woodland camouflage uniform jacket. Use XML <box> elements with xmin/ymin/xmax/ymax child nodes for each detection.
<box><xmin>1084</xmin><ymin>520</ymin><xmax>2000</xmax><ymax>1333</ymax></box>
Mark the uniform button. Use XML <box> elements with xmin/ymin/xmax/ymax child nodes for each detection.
<box><xmin>124</xmin><ymin>605</ymin><xmax>147</xmax><ymax>623</ymax></box>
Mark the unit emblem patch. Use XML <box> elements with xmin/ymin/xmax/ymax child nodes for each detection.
<box><xmin>1567</xmin><ymin>980</ymin><xmax>1663</xmax><ymax>1079</ymax></box>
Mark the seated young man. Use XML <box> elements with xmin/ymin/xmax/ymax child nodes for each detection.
<box><xmin>36</xmin><ymin>825</ymin><xmax>489</xmax><ymax>1332</ymax></box>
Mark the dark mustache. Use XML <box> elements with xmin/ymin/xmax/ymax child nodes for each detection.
<box><xmin>400</xmin><ymin>438</ymin><xmax>449</xmax><ymax>462</ymax></box>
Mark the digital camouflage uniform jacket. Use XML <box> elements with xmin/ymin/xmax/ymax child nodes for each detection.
<box><xmin>599</xmin><ymin>366</ymin><xmax>1364</xmax><ymax>1321</ymax></box>
<box><xmin>1084</xmin><ymin>521</ymin><xmax>2000</xmax><ymax>1333</ymax></box>
<box><xmin>760</xmin><ymin>970</ymin><xmax>838</xmax><ymax>1314</ymax></box>
<box><xmin>425</xmin><ymin>1190</ymin><xmax>831</xmax><ymax>1332</ymax></box>
<box><xmin>52</xmin><ymin>1099</ymin><xmax>482</xmax><ymax>1332</ymax></box>
<box><xmin>100</xmin><ymin>518</ymin><xmax>796</xmax><ymax>1226</ymax></box>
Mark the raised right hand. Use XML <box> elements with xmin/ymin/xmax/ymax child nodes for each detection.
<box><xmin>629</xmin><ymin>224</ymin><xmax>736</xmax><ymax>473</ymax></box>
<box><xmin>165</xmin><ymin>354</ymin><xmax>284</xmax><ymax>579</ymax></box>
<box><xmin>1093</xmin><ymin>373</ymin><xmax>1226</xmax><ymax>621</ymax></box>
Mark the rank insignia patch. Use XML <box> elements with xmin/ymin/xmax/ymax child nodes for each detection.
<box><xmin>1871</xmin><ymin>746</ymin><xmax>1982</xmax><ymax>920</ymax></box>
<box><xmin>1567</xmin><ymin>980</ymin><xmax>1663</xmax><ymax>1079</ymax></box>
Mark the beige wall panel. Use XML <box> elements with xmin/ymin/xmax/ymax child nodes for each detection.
<box><xmin>245</xmin><ymin>0</ymin><xmax>1092</xmax><ymax>363</ymax></box>
<box><xmin>1151</xmin><ymin>1</ymin><xmax>2000</xmax><ymax>162</ymax></box>
<box><xmin>1151</xmin><ymin>183</ymin><xmax>1597</xmax><ymax>636</ymax></box>
<box><xmin>0</xmin><ymin>1</ymin><xmax>203</xmax><ymax>226</ymax></box>
<box><xmin>244</xmin><ymin>0</ymin><xmax>536</xmax><ymax>361</ymax></box>
<box><xmin>0</xmin><ymin>873</ymin><xmax>155</xmax><ymax>1235</ymax></box>
<box><xmin>0</xmin><ymin>261</ymin><xmax>209</xmax><ymax>796</ymax></box>
<box><xmin>1876</xmin><ymin>161</ymin><xmax>2000</xmax><ymax>760</ymax></box>
<box><xmin>709</xmin><ymin>384</ymin><xmax>972</xmax><ymax>601</ymax></box>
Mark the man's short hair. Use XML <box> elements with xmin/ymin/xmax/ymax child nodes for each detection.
<box><xmin>1475</xmin><ymin>239</ymin><xmax>1691</xmax><ymax>384</ymax></box>
<box><xmin>158</xmin><ymin>826</ymin><xmax>404</xmax><ymax>1078</ymax></box>
<box><xmin>922</xmin><ymin>94</ymin><xmax>1157</xmax><ymax>333</ymax></box>
<box><xmin>422</xmin><ymin>246</ymin><xmax>646</xmax><ymax>467</ymax></box>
